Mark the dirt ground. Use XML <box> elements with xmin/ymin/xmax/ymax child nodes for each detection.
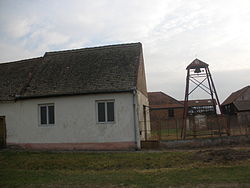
<box><xmin>194</xmin><ymin>147</ymin><xmax>250</xmax><ymax>163</ymax></box>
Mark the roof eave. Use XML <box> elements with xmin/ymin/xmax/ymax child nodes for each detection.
<box><xmin>15</xmin><ymin>89</ymin><xmax>135</xmax><ymax>100</ymax></box>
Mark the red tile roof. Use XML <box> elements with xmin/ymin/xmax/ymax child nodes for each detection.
<box><xmin>148</xmin><ymin>92</ymin><xmax>183</xmax><ymax>109</ymax></box>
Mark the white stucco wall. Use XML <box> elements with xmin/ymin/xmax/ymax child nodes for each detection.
<box><xmin>0</xmin><ymin>92</ymin><xmax>137</xmax><ymax>145</ymax></box>
<box><xmin>136</xmin><ymin>90</ymin><xmax>151</xmax><ymax>140</ymax></box>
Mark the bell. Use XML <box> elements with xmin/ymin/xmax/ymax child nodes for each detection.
<box><xmin>194</xmin><ymin>67</ymin><xmax>201</xmax><ymax>73</ymax></box>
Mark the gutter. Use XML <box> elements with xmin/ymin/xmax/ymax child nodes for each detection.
<box><xmin>132</xmin><ymin>89</ymin><xmax>141</xmax><ymax>150</ymax></box>
<box><xmin>15</xmin><ymin>89</ymin><xmax>134</xmax><ymax>100</ymax></box>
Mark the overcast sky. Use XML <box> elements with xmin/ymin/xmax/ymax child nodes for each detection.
<box><xmin>0</xmin><ymin>0</ymin><xmax>250</xmax><ymax>102</ymax></box>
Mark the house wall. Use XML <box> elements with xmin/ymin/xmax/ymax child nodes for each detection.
<box><xmin>136</xmin><ymin>90</ymin><xmax>151</xmax><ymax>140</ymax></box>
<box><xmin>149</xmin><ymin>108</ymin><xmax>183</xmax><ymax>130</ymax></box>
<box><xmin>237</xmin><ymin>111</ymin><xmax>250</xmax><ymax>125</ymax></box>
<box><xmin>150</xmin><ymin>108</ymin><xmax>183</xmax><ymax>121</ymax></box>
<box><xmin>0</xmin><ymin>92</ymin><xmax>138</xmax><ymax>150</ymax></box>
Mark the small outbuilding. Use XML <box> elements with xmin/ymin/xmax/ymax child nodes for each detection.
<box><xmin>221</xmin><ymin>86</ymin><xmax>250</xmax><ymax>114</ymax></box>
<box><xmin>221</xmin><ymin>86</ymin><xmax>250</xmax><ymax>124</ymax></box>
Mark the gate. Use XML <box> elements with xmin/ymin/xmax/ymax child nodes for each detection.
<box><xmin>0</xmin><ymin>116</ymin><xmax>6</xmax><ymax>148</ymax></box>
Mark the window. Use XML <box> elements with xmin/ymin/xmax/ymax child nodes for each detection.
<box><xmin>96</xmin><ymin>101</ymin><xmax>115</xmax><ymax>123</ymax></box>
<box><xmin>168</xmin><ymin>109</ymin><xmax>174</xmax><ymax>117</ymax></box>
<box><xmin>39</xmin><ymin>104</ymin><xmax>55</xmax><ymax>125</ymax></box>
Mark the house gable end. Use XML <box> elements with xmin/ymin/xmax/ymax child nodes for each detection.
<box><xmin>136</xmin><ymin>50</ymin><xmax>148</xmax><ymax>97</ymax></box>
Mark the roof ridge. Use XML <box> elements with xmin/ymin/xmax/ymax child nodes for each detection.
<box><xmin>44</xmin><ymin>42</ymin><xmax>141</xmax><ymax>57</ymax></box>
<box><xmin>237</xmin><ymin>85</ymin><xmax>250</xmax><ymax>97</ymax></box>
<box><xmin>0</xmin><ymin>57</ymin><xmax>42</xmax><ymax>66</ymax></box>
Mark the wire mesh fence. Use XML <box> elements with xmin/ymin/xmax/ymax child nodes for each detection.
<box><xmin>141</xmin><ymin>114</ymin><xmax>250</xmax><ymax>141</ymax></box>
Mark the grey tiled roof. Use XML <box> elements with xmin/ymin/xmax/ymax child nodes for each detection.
<box><xmin>233</xmin><ymin>101</ymin><xmax>250</xmax><ymax>112</ymax></box>
<box><xmin>0</xmin><ymin>43</ymin><xmax>142</xmax><ymax>101</ymax></box>
<box><xmin>0</xmin><ymin>57</ymin><xmax>42</xmax><ymax>101</ymax></box>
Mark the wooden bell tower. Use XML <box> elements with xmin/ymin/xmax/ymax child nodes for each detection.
<box><xmin>181</xmin><ymin>59</ymin><xmax>221</xmax><ymax>139</ymax></box>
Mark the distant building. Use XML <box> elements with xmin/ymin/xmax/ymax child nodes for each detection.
<box><xmin>148</xmin><ymin>92</ymin><xmax>183</xmax><ymax>121</ymax></box>
<box><xmin>221</xmin><ymin>86</ymin><xmax>250</xmax><ymax>124</ymax></box>
<box><xmin>221</xmin><ymin>86</ymin><xmax>250</xmax><ymax>115</ymax></box>
<box><xmin>181</xmin><ymin>99</ymin><xmax>218</xmax><ymax>129</ymax></box>
<box><xmin>148</xmin><ymin>91</ymin><xmax>218</xmax><ymax>131</ymax></box>
<box><xmin>148</xmin><ymin>91</ymin><xmax>183</xmax><ymax>131</ymax></box>
<box><xmin>148</xmin><ymin>91</ymin><xmax>217</xmax><ymax>120</ymax></box>
<box><xmin>181</xmin><ymin>99</ymin><xmax>217</xmax><ymax>116</ymax></box>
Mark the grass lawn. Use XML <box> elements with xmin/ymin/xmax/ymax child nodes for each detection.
<box><xmin>1</xmin><ymin>147</ymin><xmax>250</xmax><ymax>187</ymax></box>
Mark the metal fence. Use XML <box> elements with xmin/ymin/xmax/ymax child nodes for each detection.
<box><xmin>142</xmin><ymin>114</ymin><xmax>250</xmax><ymax>141</ymax></box>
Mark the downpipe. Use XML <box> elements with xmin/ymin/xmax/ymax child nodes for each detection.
<box><xmin>132</xmin><ymin>89</ymin><xmax>141</xmax><ymax>150</ymax></box>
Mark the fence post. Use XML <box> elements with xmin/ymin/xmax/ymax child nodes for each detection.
<box><xmin>157</xmin><ymin>120</ymin><xmax>161</xmax><ymax>141</ymax></box>
<box><xmin>226</xmin><ymin>115</ymin><xmax>231</xmax><ymax>136</ymax></box>
<box><xmin>237</xmin><ymin>115</ymin><xmax>242</xmax><ymax>135</ymax></box>
<box><xmin>175</xmin><ymin>119</ymin><xmax>178</xmax><ymax>140</ymax></box>
<box><xmin>216</xmin><ymin>115</ymin><xmax>222</xmax><ymax>136</ymax></box>
<box><xmin>248</xmin><ymin>118</ymin><xmax>250</xmax><ymax>135</ymax></box>
<box><xmin>0</xmin><ymin>116</ymin><xmax>6</xmax><ymax>148</ymax></box>
<box><xmin>193</xmin><ymin>117</ymin><xmax>196</xmax><ymax>139</ymax></box>
<box><xmin>143</xmin><ymin>105</ymin><xmax>147</xmax><ymax>141</ymax></box>
<box><xmin>243</xmin><ymin>114</ymin><xmax>248</xmax><ymax>135</ymax></box>
<box><xmin>207</xmin><ymin>116</ymin><xmax>213</xmax><ymax>137</ymax></box>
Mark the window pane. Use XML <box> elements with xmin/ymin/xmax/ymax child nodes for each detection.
<box><xmin>48</xmin><ymin>106</ymin><xmax>55</xmax><ymax>124</ymax></box>
<box><xmin>168</xmin><ymin>109</ymin><xmax>174</xmax><ymax>117</ymax></box>
<box><xmin>107</xmin><ymin>102</ymin><xmax>114</xmax><ymax>122</ymax></box>
<box><xmin>40</xmin><ymin>106</ymin><xmax>47</xmax><ymax>124</ymax></box>
<box><xmin>98</xmin><ymin>102</ymin><xmax>105</xmax><ymax>122</ymax></box>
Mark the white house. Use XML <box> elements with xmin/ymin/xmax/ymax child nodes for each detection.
<box><xmin>0</xmin><ymin>43</ymin><xmax>150</xmax><ymax>150</ymax></box>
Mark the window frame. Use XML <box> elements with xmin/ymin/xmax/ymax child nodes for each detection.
<box><xmin>38</xmin><ymin>103</ymin><xmax>55</xmax><ymax>126</ymax></box>
<box><xmin>96</xmin><ymin>100</ymin><xmax>115</xmax><ymax>124</ymax></box>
